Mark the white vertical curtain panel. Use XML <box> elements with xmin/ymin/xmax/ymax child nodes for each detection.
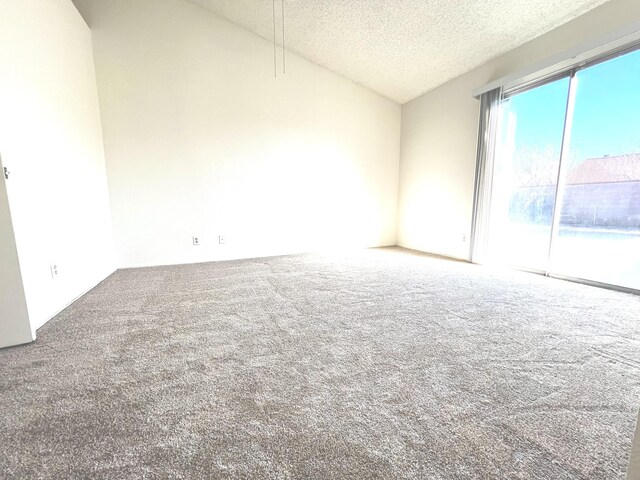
<box><xmin>470</xmin><ymin>88</ymin><xmax>501</xmax><ymax>264</ymax></box>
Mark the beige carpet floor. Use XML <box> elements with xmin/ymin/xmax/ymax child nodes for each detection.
<box><xmin>1</xmin><ymin>247</ymin><xmax>639</xmax><ymax>479</ymax></box>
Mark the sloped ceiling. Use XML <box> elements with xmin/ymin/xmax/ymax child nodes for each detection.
<box><xmin>187</xmin><ymin>0</ymin><xmax>610</xmax><ymax>103</ymax></box>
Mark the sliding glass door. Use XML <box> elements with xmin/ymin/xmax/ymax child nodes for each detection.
<box><xmin>486</xmin><ymin>47</ymin><xmax>640</xmax><ymax>291</ymax></box>
<box><xmin>487</xmin><ymin>77</ymin><xmax>570</xmax><ymax>272</ymax></box>
<box><xmin>552</xmin><ymin>49</ymin><xmax>640</xmax><ymax>290</ymax></box>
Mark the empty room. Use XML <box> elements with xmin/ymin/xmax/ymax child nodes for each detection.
<box><xmin>1</xmin><ymin>0</ymin><xmax>640</xmax><ymax>478</ymax></box>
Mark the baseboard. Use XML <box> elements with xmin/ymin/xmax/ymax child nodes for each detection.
<box><xmin>394</xmin><ymin>244</ymin><xmax>471</xmax><ymax>263</ymax></box>
<box><xmin>117</xmin><ymin>243</ymin><xmax>399</xmax><ymax>270</ymax></box>
<box><xmin>33</xmin><ymin>266</ymin><xmax>118</xmax><ymax>337</ymax></box>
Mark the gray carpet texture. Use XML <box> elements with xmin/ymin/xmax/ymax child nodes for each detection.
<box><xmin>1</xmin><ymin>247</ymin><xmax>639</xmax><ymax>479</ymax></box>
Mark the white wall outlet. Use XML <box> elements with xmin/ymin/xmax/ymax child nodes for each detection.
<box><xmin>50</xmin><ymin>263</ymin><xmax>59</xmax><ymax>279</ymax></box>
<box><xmin>461</xmin><ymin>234</ymin><xmax>468</xmax><ymax>243</ymax></box>
<box><xmin>192</xmin><ymin>236</ymin><xmax>200</xmax><ymax>246</ymax></box>
<box><xmin>218</xmin><ymin>234</ymin><xmax>226</xmax><ymax>245</ymax></box>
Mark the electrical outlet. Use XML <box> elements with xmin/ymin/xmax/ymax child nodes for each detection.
<box><xmin>461</xmin><ymin>234</ymin><xmax>468</xmax><ymax>243</ymax></box>
<box><xmin>50</xmin><ymin>263</ymin><xmax>59</xmax><ymax>279</ymax></box>
<box><xmin>218</xmin><ymin>234</ymin><xmax>226</xmax><ymax>245</ymax></box>
<box><xmin>192</xmin><ymin>236</ymin><xmax>200</xmax><ymax>246</ymax></box>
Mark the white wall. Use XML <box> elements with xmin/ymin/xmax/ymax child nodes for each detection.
<box><xmin>628</xmin><ymin>408</ymin><xmax>640</xmax><ymax>479</ymax></box>
<box><xmin>73</xmin><ymin>0</ymin><xmax>401</xmax><ymax>268</ymax></box>
<box><xmin>627</xmin><ymin>406</ymin><xmax>640</xmax><ymax>480</ymax></box>
<box><xmin>0</xmin><ymin>158</ymin><xmax>32</xmax><ymax>348</ymax></box>
<box><xmin>0</xmin><ymin>0</ymin><xmax>115</xmax><ymax>334</ymax></box>
<box><xmin>397</xmin><ymin>0</ymin><xmax>640</xmax><ymax>260</ymax></box>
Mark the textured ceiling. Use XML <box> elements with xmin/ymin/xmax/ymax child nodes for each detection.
<box><xmin>189</xmin><ymin>0</ymin><xmax>610</xmax><ymax>104</ymax></box>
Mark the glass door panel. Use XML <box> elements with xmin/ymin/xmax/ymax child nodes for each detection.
<box><xmin>552</xmin><ymin>49</ymin><xmax>640</xmax><ymax>290</ymax></box>
<box><xmin>488</xmin><ymin>77</ymin><xmax>570</xmax><ymax>271</ymax></box>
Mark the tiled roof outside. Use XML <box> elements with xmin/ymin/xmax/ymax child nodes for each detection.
<box><xmin>565</xmin><ymin>153</ymin><xmax>640</xmax><ymax>185</ymax></box>
<box><xmin>514</xmin><ymin>153</ymin><xmax>640</xmax><ymax>187</ymax></box>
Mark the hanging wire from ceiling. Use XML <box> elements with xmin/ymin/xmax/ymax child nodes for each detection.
<box><xmin>272</xmin><ymin>0</ymin><xmax>277</xmax><ymax>78</ymax></box>
<box><xmin>272</xmin><ymin>0</ymin><xmax>286</xmax><ymax>77</ymax></box>
<box><xmin>281</xmin><ymin>0</ymin><xmax>285</xmax><ymax>74</ymax></box>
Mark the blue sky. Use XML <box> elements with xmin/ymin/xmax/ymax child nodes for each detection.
<box><xmin>505</xmin><ymin>47</ymin><xmax>640</xmax><ymax>163</ymax></box>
